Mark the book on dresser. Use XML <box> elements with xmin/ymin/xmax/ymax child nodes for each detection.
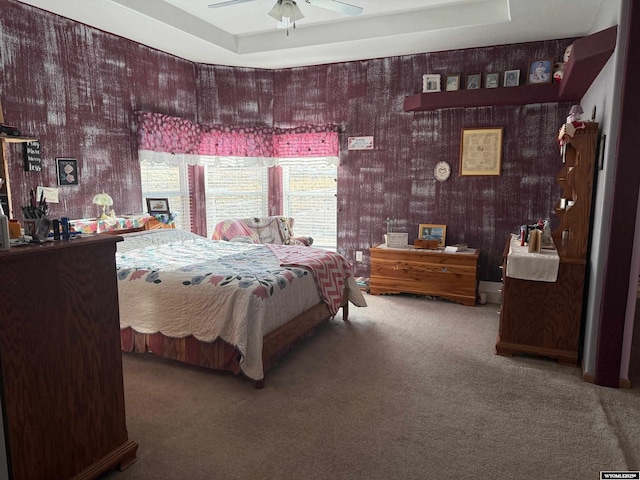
<box><xmin>444</xmin><ymin>243</ymin><xmax>468</xmax><ymax>252</ymax></box>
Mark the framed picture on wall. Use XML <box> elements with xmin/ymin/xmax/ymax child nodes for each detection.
<box><xmin>146</xmin><ymin>198</ymin><xmax>170</xmax><ymax>215</ymax></box>
<box><xmin>459</xmin><ymin>127</ymin><xmax>503</xmax><ymax>176</ymax></box>
<box><xmin>418</xmin><ymin>224</ymin><xmax>447</xmax><ymax>247</ymax></box>
<box><xmin>56</xmin><ymin>158</ymin><xmax>79</xmax><ymax>186</ymax></box>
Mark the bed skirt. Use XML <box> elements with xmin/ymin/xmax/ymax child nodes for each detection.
<box><xmin>120</xmin><ymin>301</ymin><xmax>345</xmax><ymax>388</ymax></box>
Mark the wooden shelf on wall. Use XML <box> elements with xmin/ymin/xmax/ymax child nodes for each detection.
<box><xmin>0</xmin><ymin>134</ymin><xmax>38</xmax><ymax>143</ymax></box>
<box><xmin>403</xmin><ymin>25</ymin><xmax>617</xmax><ymax>112</ymax></box>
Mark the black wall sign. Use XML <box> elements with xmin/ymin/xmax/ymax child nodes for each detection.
<box><xmin>23</xmin><ymin>141</ymin><xmax>42</xmax><ymax>172</ymax></box>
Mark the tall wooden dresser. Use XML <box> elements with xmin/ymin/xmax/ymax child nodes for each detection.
<box><xmin>496</xmin><ymin>122</ymin><xmax>598</xmax><ymax>365</ymax></box>
<box><xmin>0</xmin><ymin>235</ymin><xmax>138</xmax><ymax>479</ymax></box>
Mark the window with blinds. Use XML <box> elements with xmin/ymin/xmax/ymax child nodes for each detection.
<box><xmin>280</xmin><ymin>158</ymin><xmax>337</xmax><ymax>249</ymax></box>
<box><xmin>203</xmin><ymin>157</ymin><xmax>268</xmax><ymax>238</ymax></box>
<box><xmin>140</xmin><ymin>155</ymin><xmax>337</xmax><ymax>248</ymax></box>
<box><xmin>139</xmin><ymin>159</ymin><xmax>191</xmax><ymax>231</ymax></box>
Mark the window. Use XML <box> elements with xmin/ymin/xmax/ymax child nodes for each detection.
<box><xmin>280</xmin><ymin>158</ymin><xmax>337</xmax><ymax>249</ymax></box>
<box><xmin>139</xmin><ymin>157</ymin><xmax>191</xmax><ymax>231</ymax></box>
<box><xmin>140</xmin><ymin>154</ymin><xmax>337</xmax><ymax>248</ymax></box>
<box><xmin>203</xmin><ymin>157</ymin><xmax>268</xmax><ymax>238</ymax></box>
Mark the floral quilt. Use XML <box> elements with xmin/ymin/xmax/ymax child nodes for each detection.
<box><xmin>115</xmin><ymin>229</ymin><xmax>362</xmax><ymax>380</ymax></box>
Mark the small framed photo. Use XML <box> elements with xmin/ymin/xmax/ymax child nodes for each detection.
<box><xmin>485</xmin><ymin>72</ymin><xmax>500</xmax><ymax>88</ymax></box>
<box><xmin>418</xmin><ymin>224</ymin><xmax>447</xmax><ymax>247</ymax></box>
<box><xmin>503</xmin><ymin>69</ymin><xmax>520</xmax><ymax>87</ymax></box>
<box><xmin>466</xmin><ymin>73</ymin><xmax>481</xmax><ymax>90</ymax></box>
<box><xmin>422</xmin><ymin>74</ymin><xmax>441</xmax><ymax>93</ymax></box>
<box><xmin>445</xmin><ymin>74</ymin><xmax>460</xmax><ymax>91</ymax></box>
<box><xmin>56</xmin><ymin>158</ymin><xmax>79</xmax><ymax>186</ymax></box>
<box><xmin>527</xmin><ymin>58</ymin><xmax>553</xmax><ymax>84</ymax></box>
<box><xmin>146</xmin><ymin>198</ymin><xmax>170</xmax><ymax>215</ymax></box>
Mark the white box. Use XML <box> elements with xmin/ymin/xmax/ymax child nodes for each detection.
<box><xmin>384</xmin><ymin>233</ymin><xmax>408</xmax><ymax>248</ymax></box>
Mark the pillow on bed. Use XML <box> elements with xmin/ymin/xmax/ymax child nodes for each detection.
<box><xmin>116</xmin><ymin>228</ymin><xmax>203</xmax><ymax>253</ymax></box>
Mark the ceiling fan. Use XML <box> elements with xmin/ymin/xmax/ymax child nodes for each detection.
<box><xmin>208</xmin><ymin>0</ymin><xmax>363</xmax><ymax>18</ymax></box>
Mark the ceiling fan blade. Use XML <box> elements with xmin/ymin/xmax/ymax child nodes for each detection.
<box><xmin>208</xmin><ymin>0</ymin><xmax>256</xmax><ymax>8</ymax></box>
<box><xmin>305</xmin><ymin>0</ymin><xmax>363</xmax><ymax>16</ymax></box>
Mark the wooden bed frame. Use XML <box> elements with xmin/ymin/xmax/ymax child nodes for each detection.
<box><xmin>110</xmin><ymin>224</ymin><xmax>352</xmax><ymax>388</ymax></box>
<box><xmin>120</xmin><ymin>299</ymin><xmax>349</xmax><ymax>388</ymax></box>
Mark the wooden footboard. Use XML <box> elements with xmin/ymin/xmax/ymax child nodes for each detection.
<box><xmin>121</xmin><ymin>299</ymin><xmax>348</xmax><ymax>388</ymax></box>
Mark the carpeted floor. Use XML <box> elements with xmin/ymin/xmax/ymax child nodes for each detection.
<box><xmin>100</xmin><ymin>293</ymin><xmax>640</xmax><ymax>480</ymax></box>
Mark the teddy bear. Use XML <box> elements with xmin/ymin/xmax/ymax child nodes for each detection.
<box><xmin>553</xmin><ymin>43</ymin><xmax>573</xmax><ymax>83</ymax></box>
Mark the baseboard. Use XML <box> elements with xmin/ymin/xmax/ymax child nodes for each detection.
<box><xmin>581</xmin><ymin>365</ymin><xmax>631</xmax><ymax>388</ymax></box>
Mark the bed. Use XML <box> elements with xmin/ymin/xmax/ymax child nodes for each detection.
<box><xmin>115</xmin><ymin>229</ymin><xmax>366</xmax><ymax>387</ymax></box>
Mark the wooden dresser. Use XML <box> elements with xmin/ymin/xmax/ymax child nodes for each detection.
<box><xmin>369</xmin><ymin>245</ymin><xmax>480</xmax><ymax>306</ymax></box>
<box><xmin>495</xmin><ymin>122</ymin><xmax>598</xmax><ymax>366</ymax></box>
<box><xmin>0</xmin><ymin>235</ymin><xmax>138</xmax><ymax>479</ymax></box>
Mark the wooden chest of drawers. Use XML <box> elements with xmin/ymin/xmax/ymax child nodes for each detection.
<box><xmin>369</xmin><ymin>245</ymin><xmax>480</xmax><ymax>306</ymax></box>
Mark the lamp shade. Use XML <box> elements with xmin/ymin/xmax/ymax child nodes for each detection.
<box><xmin>268</xmin><ymin>0</ymin><xmax>304</xmax><ymax>22</ymax></box>
<box><xmin>567</xmin><ymin>104</ymin><xmax>584</xmax><ymax>123</ymax></box>
<box><xmin>92</xmin><ymin>192</ymin><xmax>113</xmax><ymax>220</ymax></box>
<box><xmin>92</xmin><ymin>192</ymin><xmax>113</xmax><ymax>207</ymax></box>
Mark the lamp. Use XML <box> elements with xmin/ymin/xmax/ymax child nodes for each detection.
<box><xmin>92</xmin><ymin>192</ymin><xmax>113</xmax><ymax>220</ymax></box>
<box><xmin>269</xmin><ymin>0</ymin><xmax>304</xmax><ymax>34</ymax></box>
<box><xmin>567</xmin><ymin>104</ymin><xmax>584</xmax><ymax>124</ymax></box>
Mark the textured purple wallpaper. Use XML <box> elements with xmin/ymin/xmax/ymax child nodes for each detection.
<box><xmin>1</xmin><ymin>0</ymin><xmax>573</xmax><ymax>282</ymax></box>
<box><xmin>0</xmin><ymin>0</ymin><xmax>197</xmax><ymax>220</ymax></box>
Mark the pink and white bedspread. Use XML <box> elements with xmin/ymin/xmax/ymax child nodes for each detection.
<box><xmin>115</xmin><ymin>229</ymin><xmax>365</xmax><ymax>380</ymax></box>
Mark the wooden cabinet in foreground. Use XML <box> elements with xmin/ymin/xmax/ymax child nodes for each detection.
<box><xmin>369</xmin><ymin>245</ymin><xmax>480</xmax><ymax>306</ymax></box>
<box><xmin>0</xmin><ymin>235</ymin><xmax>138</xmax><ymax>479</ymax></box>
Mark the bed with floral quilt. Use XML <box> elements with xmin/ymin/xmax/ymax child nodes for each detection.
<box><xmin>116</xmin><ymin>229</ymin><xmax>366</xmax><ymax>387</ymax></box>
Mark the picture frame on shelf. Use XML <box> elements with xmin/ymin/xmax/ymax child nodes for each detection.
<box><xmin>485</xmin><ymin>72</ymin><xmax>500</xmax><ymax>88</ymax></box>
<box><xmin>503</xmin><ymin>69</ymin><xmax>520</xmax><ymax>87</ymax></box>
<box><xmin>459</xmin><ymin>127</ymin><xmax>503</xmax><ymax>176</ymax></box>
<box><xmin>422</xmin><ymin>74</ymin><xmax>441</xmax><ymax>93</ymax></box>
<box><xmin>146</xmin><ymin>197</ymin><xmax>170</xmax><ymax>215</ymax></box>
<box><xmin>527</xmin><ymin>58</ymin><xmax>553</xmax><ymax>84</ymax></box>
<box><xmin>445</xmin><ymin>74</ymin><xmax>460</xmax><ymax>91</ymax></box>
<box><xmin>466</xmin><ymin>73</ymin><xmax>481</xmax><ymax>89</ymax></box>
<box><xmin>56</xmin><ymin>158</ymin><xmax>79</xmax><ymax>186</ymax></box>
<box><xmin>418</xmin><ymin>224</ymin><xmax>447</xmax><ymax>247</ymax></box>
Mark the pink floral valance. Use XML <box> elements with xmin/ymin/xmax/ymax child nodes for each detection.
<box><xmin>198</xmin><ymin>125</ymin><xmax>273</xmax><ymax>157</ymax></box>
<box><xmin>273</xmin><ymin>124</ymin><xmax>339</xmax><ymax>158</ymax></box>
<box><xmin>137</xmin><ymin>112</ymin><xmax>202</xmax><ymax>154</ymax></box>
<box><xmin>137</xmin><ymin>112</ymin><xmax>339</xmax><ymax>158</ymax></box>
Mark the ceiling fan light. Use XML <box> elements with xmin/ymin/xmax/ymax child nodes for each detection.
<box><xmin>268</xmin><ymin>0</ymin><xmax>304</xmax><ymax>22</ymax></box>
<box><xmin>268</xmin><ymin>2</ymin><xmax>284</xmax><ymax>21</ymax></box>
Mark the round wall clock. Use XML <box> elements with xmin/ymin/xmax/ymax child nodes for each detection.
<box><xmin>434</xmin><ymin>161</ymin><xmax>451</xmax><ymax>182</ymax></box>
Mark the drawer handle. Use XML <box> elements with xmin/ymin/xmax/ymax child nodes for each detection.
<box><xmin>441</xmin><ymin>267</ymin><xmax>448</xmax><ymax>273</ymax></box>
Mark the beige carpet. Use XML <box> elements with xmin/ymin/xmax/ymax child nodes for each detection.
<box><xmin>100</xmin><ymin>293</ymin><xmax>640</xmax><ymax>480</ymax></box>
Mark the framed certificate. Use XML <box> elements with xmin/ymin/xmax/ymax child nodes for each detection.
<box><xmin>459</xmin><ymin>127</ymin><xmax>503</xmax><ymax>176</ymax></box>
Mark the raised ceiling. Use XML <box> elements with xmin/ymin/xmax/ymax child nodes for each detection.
<box><xmin>16</xmin><ymin>0</ymin><xmax>604</xmax><ymax>69</ymax></box>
